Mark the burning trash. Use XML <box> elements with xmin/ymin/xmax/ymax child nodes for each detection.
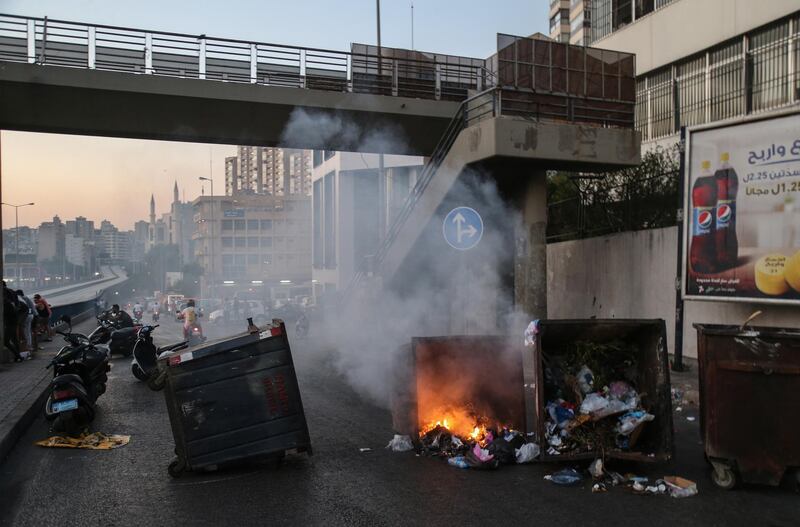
<box><xmin>416</xmin><ymin>420</ymin><xmax>536</xmax><ymax>469</ymax></box>
<box><xmin>390</xmin><ymin>336</ymin><xmax>534</xmax><ymax>470</ymax></box>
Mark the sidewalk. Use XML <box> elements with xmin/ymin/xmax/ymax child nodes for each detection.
<box><xmin>0</xmin><ymin>319</ymin><xmax>95</xmax><ymax>463</ymax></box>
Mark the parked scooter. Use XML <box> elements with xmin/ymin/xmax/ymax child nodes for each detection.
<box><xmin>99</xmin><ymin>310</ymin><xmax>141</xmax><ymax>357</ymax></box>
<box><xmin>43</xmin><ymin>316</ymin><xmax>110</xmax><ymax>436</ymax></box>
<box><xmin>130</xmin><ymin>324</ymin><xmax>187</xmax><ymax>383</ymax></box>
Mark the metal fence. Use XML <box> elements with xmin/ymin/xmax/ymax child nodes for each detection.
<box><xmin>0</xmin><ymin>13</ymin><xmax>490</xmax><ymax>102</ymax></box>
<box><xmin>546</xmin><ymin>170</ymin><xmax>680</xmax><ymax>242</ymax></box>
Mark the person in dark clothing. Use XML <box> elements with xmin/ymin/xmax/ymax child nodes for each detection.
<box><xmin>3</xmin><ymin>281</ymin><xmax>23</xmax><ymax>361</ymax></box>
<box><xmin>109</xmin><ymin>304</ymin><xmax>134</xmax><ymax>328</ymax></box>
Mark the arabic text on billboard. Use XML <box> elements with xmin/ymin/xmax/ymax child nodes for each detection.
<box><xmin>685</xmin><ymin>112</ymin><xmax>800</xmax><ymax>304</ymax></box>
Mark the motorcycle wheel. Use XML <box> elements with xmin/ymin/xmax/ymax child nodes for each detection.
<box><xmin>131</xmin><ymin>362</ymin><xmax>149</xmax><ymax>382</ymax></box>
<box><xmin>53</xmin><ymin>410</ymin><xmax>86</xmax><ymax>437</ymax></box>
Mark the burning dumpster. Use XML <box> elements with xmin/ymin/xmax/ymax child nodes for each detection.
<box><xmin>530</xmin><ymin>319</ymin><xmax>674</xmax><ymax>463</ymax></box>
<box><xmin>156</xmin><ymin>320</ymin><xmax>312</xmax><ymax>477</ymax></box>
<box><xmin>391</xmin><ymin>335</ymin><xmax>532</xmax><ymax>467</ymax></box>
<box><xmin>695</xmin><ymin>323</ymin><xmax>800</xmax><ymax>489</ymax></box>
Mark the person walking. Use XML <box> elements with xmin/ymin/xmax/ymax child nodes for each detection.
<box><xmin>16</xmin><ymin>290</ymin><xmax>36</xmax><ymax>359</ymax></box>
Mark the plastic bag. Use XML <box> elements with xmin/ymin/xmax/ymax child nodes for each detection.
<box><xmin>580</xmin><ymin>393</ymin><xmax>609</xmax><ymax>414</ymax></box>
<box><xmin>447</xmin><ymin>456</ymin><xmax>469</xmax><ymax>469</ymax></box>
<box><xmin>524</xmin><ymin>320</ymin><xmax>540</xmax><ymax>347</ymax></box>
<box><xmin>577</xmin><ymin>365</ymin><xmax>594</xmax><ymax>394</ymax></box>
<box><xmin>616</xmin><ymin>411</ymin><xmax>655</xmax><ymax>436</ymax></box>
<box><xmin>544</xmin><ymin>468</ymin><xmax>583</xmax><ymax>486</ymax></box>
<box><xmin>515</xmin><ymin>443</ymin><xmax>540</xmax><ymax>464</ymax></box>
<box><xmin>386</xmin><ymin>434</ymin><xmax>414</xmax><ymax>452</ymax></box>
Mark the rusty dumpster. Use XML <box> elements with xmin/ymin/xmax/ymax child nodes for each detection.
<box><xmin>695</xmin><ymin>323</ymin><xmax>800</xmax><ymax>489</ymax></box>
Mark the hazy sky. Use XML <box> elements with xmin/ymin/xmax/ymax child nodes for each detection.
<box><xmin>0</xmin><ymin>0</ymin><xmax>549</xmax><ymax>230</ymax></box>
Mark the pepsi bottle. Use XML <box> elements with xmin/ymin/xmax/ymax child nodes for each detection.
<box><xmin>714</xmin><ymin>152</ymin><xmax>739</xmax><ymax>270</ymax></box>
<box><xmin>690</xmin><ymin>160</ymin><xmax>717</xmax><ymax>274</ymax></box>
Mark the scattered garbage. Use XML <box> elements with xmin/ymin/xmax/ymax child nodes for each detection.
<box><xmin>386</xmin><ymin>434</ymin><xmax>414</xmax><ymax>452</ymax></box>
<box><xmin>410</xmin><ymin>420</ymin><xmax>534</xmax><ymax>472</ymax></box>
<box><xmin>588</xmin><ymin>458</ymin><xmax>604</xmax><ymax>479</ymax></box>
<box><xmin>447</xmin><ymin>456</ymin><xmax>470</xmax><ymax>469</ymax></box>
<box><xmin>664</xmin><ymin>476</ymin><xmax>698</xmax><ymax>498</ymax></box>
<box><xmin>545</xmin><ymin>468</ymin><xmax>583</xmax><ymax>486</ymax></box>
<box><xmin>359</xmin><ymin>447</ymin><xmax>372</xmax><ymax>453</ymax></box>
<box><xmin>515</xmin><ymin>443</ymin><xmax>540</xmax><ymax>464</ymax></box>
<box><xmin>592</xmin><ymin>482</ymin><xmax>607</xmax><ymax>493</ymax></box>
<box><xmin>686</xmin><ymin>416</ymin><xmax>696</xmax><ymax>422</ymax></box>
<box><xmin>35</xmin><ymin>432</ymin><xmax>130</xmax><ymax>450</ymax></box>
<box><xmin>541</xmin><ymin>338</ymin><xmax>661</xmax><ymax>458</ymax></box>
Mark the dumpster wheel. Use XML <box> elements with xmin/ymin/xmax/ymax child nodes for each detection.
<box><xmin>710</xmin><ymin>461</ymin><xmax>737</xmax><ymax>490</ymax></box>
<box><xmin>168</xmin><ymin>457</ymin><xmax>187</xmax><ymax>478</ymax></box>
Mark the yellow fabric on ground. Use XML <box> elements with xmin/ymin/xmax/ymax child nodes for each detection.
<box><xmin>35</xmin><ymin>432</ymin><xmax>130</xmax><ymax>450</ymax></box>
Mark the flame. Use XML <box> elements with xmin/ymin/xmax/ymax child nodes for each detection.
<box><xmin>419</xmin><ymin>406</ymin><xmax>502</xmax><ymax>447</ymax></box>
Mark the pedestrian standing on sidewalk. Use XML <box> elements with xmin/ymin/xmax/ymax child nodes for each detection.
<box><xmin>2</xmin><ymin>281</ymin><xmax>23</xmax><ymax>362</ymax></box>
<box><xmin>16</xmin><ymin>290</ymin><xmax>36</xmax><ymax>359</ymax></box>
<box><xmin>33</xmin><ymin>294</ymin><xmax>52</xmax><ymax>345</ymax></box>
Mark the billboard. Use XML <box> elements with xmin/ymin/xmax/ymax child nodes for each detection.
<box><xmin>684</xmin><ymin>111</ymin><xmax>800</xmax><ymax>304</ymax></box>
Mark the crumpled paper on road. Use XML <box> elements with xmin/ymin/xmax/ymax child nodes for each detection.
<box><xmin>35</xmin><ymin>432</ymin><xmax>130</xmax><ymax>450</ymax></box>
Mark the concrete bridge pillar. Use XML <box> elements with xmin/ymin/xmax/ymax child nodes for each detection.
<box><xmin>515</xmin><ymin>172</ymin><xmax>548</xmax><ymax>321</ymax></box>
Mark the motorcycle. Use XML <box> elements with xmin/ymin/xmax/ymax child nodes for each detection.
<box><xmin>101</xmin><ymin>311</ymin><xmax>141</xmax><ymax>357</ymax></box>
<box><xmin>187</xmin><ymin>322</ymin><xmax>206</xmax><ymax>347</ymax></box>
<box><xmin>130</xmin><ymin>324</ymin><xmax>188</xmax><ymax>384</ymax></box>
<box><xmin>43</xmin><ymin>316</ymin><xmax>110</xmax><ymax>436</ymax></box>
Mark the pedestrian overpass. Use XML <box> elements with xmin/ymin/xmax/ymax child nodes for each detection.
<box><xmin>0</xmin><ymin>14</ymin><xmax>642</xmax><ymax>319</ymax></box>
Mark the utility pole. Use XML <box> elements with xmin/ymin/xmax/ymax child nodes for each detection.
<box><xmin>199</xmin><ymin>175</ymin><xmax>214</xmax><ymax>299</ymax></box>
<box><xmin>376</xmin><ymin>0</ymin><xmax>387</xmax><ymax>240</ymax></box>
<box><xmin>411</xmin><ymin>2</ymin><xmax>414</xmax><ymax>50</ymax></box>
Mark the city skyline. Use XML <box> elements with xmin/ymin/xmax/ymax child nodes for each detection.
<box><xmin>1</xmin><ymin>131</ymin><xmax>237</xmax><ymax>230</ymax></box>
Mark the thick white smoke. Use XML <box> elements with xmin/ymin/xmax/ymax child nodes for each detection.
<box><xmin>281</xmin><ymin>108</ymin><xmax>524</xmax><ymax>408</ymax></box>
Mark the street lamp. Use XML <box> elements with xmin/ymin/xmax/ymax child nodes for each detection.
<box><xmin>1</xmin><ymin>202</ymin><xmax>35</xmax><ymax>285</ymax></box>
<box><xmin>199</xmin><ymin>176</ymin><xmax>214</xmax><ymax>298</ymax></box>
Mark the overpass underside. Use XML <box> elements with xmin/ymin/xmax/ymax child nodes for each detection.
<box><xmin>0</xmin><ymin>61</ymin><xmax>459</xmax><ymax>155</ymax></box>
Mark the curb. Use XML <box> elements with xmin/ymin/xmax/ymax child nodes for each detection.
<box><xmin>0</xmin><ymin>311</ymin><xmax>95</xmax><ymax>464</ymax></box>
<box><xmin>0</xmin><ymin>371</ymin><xmax>51</xmax><ymax>464</ymax></box>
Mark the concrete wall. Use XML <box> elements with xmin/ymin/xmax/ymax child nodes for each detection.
<box><xmin>547</xmin><ymin>226</ymin><xmax>800</xmax><ymax>359</ymax></box>
<box><xmin>594</xmin><ymin>0</ymin><xmax>799</xmax><ymax>75</ymax></box>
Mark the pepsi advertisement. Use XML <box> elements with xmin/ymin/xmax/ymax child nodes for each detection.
<box><xmin>684</xmin><ymin>111</ymin><xmax>800</xmax><ymax>304</ymax></box>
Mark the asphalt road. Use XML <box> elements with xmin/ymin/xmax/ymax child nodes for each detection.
<box><xmin>0</xmin><ymin>319</ymin><xmax>797</xmax><ymax>527</ymax></box>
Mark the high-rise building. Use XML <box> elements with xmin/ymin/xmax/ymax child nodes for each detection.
<box><xmin>549</xmin><ymin>0</ymin><xmax>572</xmax><ymax>43</ymax></box>
<box><xmin>550</xmin><ymin>1</ymin><xmax>593</xmax><ymax>46</ymax></box>
<box><xmin>224</xmin><ymin>156</ymin><xmax>239</xmax><ymax>196</ymax></box>
<box><xmin>311</xmin><ymin>151</ymin><xmax>424</xmax><ymax>299</ymax></box>
<box><xmin>226</xmin><ymin>146</ymin><xmax>313</xmax><ymax>197</ymax></box>
<box><xmin>587</xmin><ymin>1</ymin><xmax>799</xmax><ymax>147</ymax></box>
<box><xmin>65</xmin><ymin>216</ymin><xmax>95</xmax><ymax>240</ymax></box>
<box><xmin>97</xmin><ymin>220</ymin><xmax>132</xmax><ymax>261</ymax></box>
<box><xmin>37</xmin><ymin>216</ymin><xmax>65</xmax><ymax>262</ymax></box>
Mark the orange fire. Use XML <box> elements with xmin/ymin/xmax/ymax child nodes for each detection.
<box><xmin>419</xmin><ymin>405</ymin><xmax>500</xmax><ymax>446</ymax></box>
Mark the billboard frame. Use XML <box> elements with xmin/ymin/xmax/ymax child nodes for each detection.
<box><xmin>681</xmin><ymin>107</ymin><xmax>800</xmax><ymax>306</ymax></box>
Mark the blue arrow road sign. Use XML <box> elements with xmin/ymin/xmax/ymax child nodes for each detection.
<box><xmin>443</xmin><ymin>206</ymin><xmax>483</xmax><ymax>250</ymax></box>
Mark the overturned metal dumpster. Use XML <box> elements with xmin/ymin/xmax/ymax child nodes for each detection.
<box><xmin>157</xmin><ymin>320</ymin><xmax>312</xmax><ymax>477</ymax></box>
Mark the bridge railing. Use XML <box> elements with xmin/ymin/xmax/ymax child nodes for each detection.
<box><xmin>0</xmin><ymin>13</ymin><xmax>492</xmax><ymax>101</ymax></box>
